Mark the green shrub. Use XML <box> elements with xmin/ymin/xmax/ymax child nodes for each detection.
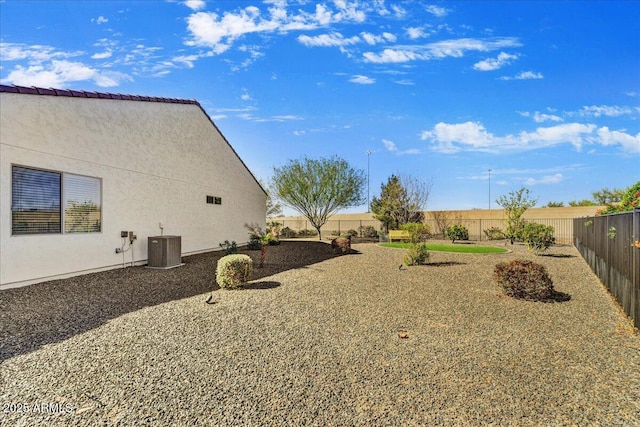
<box><xmin>219</xmin><ymin>240</ymin><xmax>238</xmax><ymax>255</ymax></box>
<box><xmin>521</xmin><ymin>223</ymin><xmax>555</xmax><ymax>254</ymax></box>
<box><xmin>483</xmin><ymin>227</ymin><xmax>506</xmax><ymax>240</ymax></box>
<box><xmin>494</xmin><ymin>259</ymin><xmax>554</xmax><ymax>300</ymax></box>
<box><xmin>403</xmin><ymin>243</ymin><xmax>430</xmax><ymax>266</ymax></box>
<box><xmin>400</xmin><ymin>222</ymin><xmax>431</xmax><ymax>243</ymax></box>
<box><xmin>445</xmin><ymin>224</ymin><xmax>469</xmax><ymax>243</ymax></box>
<box><xmin>358</xmin><ymin>225</ymin><xmax>378</xmax><ymax>238</ymax></box>
<box><xmin>216</xmin><ymin>254</ymin><xmax>253</xmax><ymax>289</ymax></box>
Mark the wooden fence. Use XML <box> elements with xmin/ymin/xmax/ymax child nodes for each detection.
<box><xmin>573</xmin><ymin>209</ymin><xmax>640</xmax><ymax>329</ymax></box>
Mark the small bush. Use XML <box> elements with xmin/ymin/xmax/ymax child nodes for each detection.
<box><xmin>445</xmin><ymin>224</ymin><xmax>469</xmax><ymax>243</ymax></box>
<box><xmin>219</xmin><ymin>240</ymin><xmax>238</xmax><ymax>255</ymax></box>
<box><xmin>400</xmin><ymin>222</ymin><xmax>431</xmax><ymax>243</ymax></box>
<box><xmin>331</xmin><ymin>236</ymin><xmax>352</xmax><ymax>254</ymax></box>
<box><xmin>280</xmin><ymin>227</ymin><xmax>296</xmax><ymax>238</ymax></box>
<box><xmin>483</xmin><ymin>227</ymin><xmax>506</xmax><ymax>240</ymax></box>
<box><xmin>297</xmin><ymin>229</ymin><xmax>318</xmax><ymax>237</ymax></box>
<box><xmin>521</xmin><ymin>223</ymin><xmax>555</xmax><ymax>254</ymax></box>
<box><xmin>403</xmin><ymin>243</ymin><xmax>430</xmax><ymax>266</ymax></box>
<box><xmin>345</xmin><ymin>229</ymin><xmax>359</xmax><ymax>238</ymax></box>
<box><xmin>247</xmin><ymin>236</ymin><xmax>262</xmax><ymax>250</ymax></box>
<box><xmin>216</xmin><ymin>254</ymin><xmax>253</xmax><ymax>289</ymax></box>
<box><xmin>494</xmin><ymin>259</ymin><xmax>554</xmax><ymax>301</ymax></box>
<box><xmin>358</xmin><ymin>225</ymin><xmax>378</xmax><ymax>238</ymax></box>
<box><xmin>266</xmin><ymin>221</ymin><xmax>282</xmax><ymax>238</ymax></box>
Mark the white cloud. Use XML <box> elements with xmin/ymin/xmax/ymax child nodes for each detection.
<box><xmin>297</xmin><ymin>32</ymin><xmax>360</xmax><ymax>47</ymax></box>
<box><xmin>420</xmin><ymin>121</ymin><xmax>638</xmax><ymax>154</ymax></box>
<box><xmin>241</xmin><ymin>88</ymin><xmax>252</xmax><ymax>101</ymax></box>
<box><xmin>363</xmin><ymin>37</ymin><xmax>521</xmax><ymax>63</ymax></box>
<box><xmin>184</xmin><ymin>0</ymin><xmax>206</xmax><ymax>11</ymax></box>
<box><xmin>382</xmin><ymin>138</ymin><xmax>419</xmax><ymax>155</ymax></box>
<box><xmin>473</xmin><ymin>52</ymin><xmax>518</xmax><ymax>71</ymax></box>
<box><xmin>349</xmin><ymin>75</ymin><xmax>375</xmax><ymax>84</ymax></box>
<box><xmin>524</xmin><ymin>174</ymin><xmax>564</xmax><ymax>185</ymax></box>
<box><xmin>185</xmin><ymin>2</ymin><xmax>369</xmax><ymax>53</ymax></box>
<box><xmin>363</xmin><ymin>48</ymin><xmax>428</xmax><ymax>63</ymax></box>
<box><xmin>91</xmin><ymin>16</ymin><xmax>108</xmax><ymax>24</ymax></box>
<box><xmin>578</xmin><ymin>105</ymin><xmax>635</xmax><ymax>117</ymax></box>
<box><xmin>597</xmin><ymin>127</ymin><xmax>640</xmax><ymax>153</ymax></box>
<box><xmin>406</xmin><ymin>27</ymin><xmax>427</xmax><ymax>40</ymax></box>
<box><xmin>518</xmin><ymin>111</ymin><xmax>563</xmax><ymax>123</ymax></box>
<box><xmin>383</xmin><ymin>139</ymin><xmax>398</xmax><ymax>151</ymax></box>
<box><xmin>425</xmin><ymin>5</ymin><xmax>449</xmax><ymax>18</ymax></box>
<box><xmin>393</xmin><ymin>79</ymin><xmax>415</xmax><ymax>85</ymax></box>
<box><xmin>1</xmin><ymin>59</ymin><xmax>130</xmax><ymax>88</ymax></box>
<box><xmin>91</xmin><ymin>50</ymin><xmax>112</xmax><ymax>60</ymax></box>
<box><xmin>171</xmin><ymin>54</ymin><xmax>200</xmax><ymax>68</ymax></box>
<box><xmin>0</xmin><ymin>42</ymin><xmax>83</xmax><ymax>62</ymax></box>
<box><xmin>360</xmin><ymin>31</ymin><xmax>396</xmax><ymax>45</ymax></box>
<box><xmin>500</xmin><ymin>71</ymin><xmax>544</xmax><ymax>80</ymax></box>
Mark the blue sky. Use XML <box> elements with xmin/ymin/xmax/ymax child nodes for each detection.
<box><xmin>1</xmin><ymin>1</ymin><xmax>639</xmax><ymax>213</ymax></box>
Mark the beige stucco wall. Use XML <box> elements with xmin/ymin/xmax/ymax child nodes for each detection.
<box><xmin>1</xmin><ymin>92</ymin><xmax>266</xmax><ymax>288</ymax></box>
<box><xmin>276</xmin><ymin>206</ymin><xmax>604</xmax><ymax>224</ymax></box>
<box><xmin>274</xmin><ymin>206</ymin><xmax>605</xmax><ymax>244</ymax></box>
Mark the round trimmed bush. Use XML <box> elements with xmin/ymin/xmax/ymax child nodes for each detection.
<box><xmin>216</xmin><ymin>254</ymin><xmax>253</xmax><ymax>289</ymax></box>
<box><xmin>494</xmin><ymin>259</ymin><xmax>554</xmax><ymax>301</ymax></box>
<box><xmin>521</xmin><ymin>222</ymin><xmax>555</xmax><ymax>254</ymax></box>
<box><xmin>445</xmin><ymin>224</ymin><xmax>469</xmax><ymax>243</ymax></box>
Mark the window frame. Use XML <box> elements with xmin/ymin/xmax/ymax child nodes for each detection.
<box><xmin>11</xmin><ymin>164</ymin><xmax>103</xmax><ymax>236</ymax></box>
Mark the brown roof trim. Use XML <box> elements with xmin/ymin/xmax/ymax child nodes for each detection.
<box><xmin>0</xmin><ymin>84</ymin><xmax>200</xmax><ymax>106</ymax></box>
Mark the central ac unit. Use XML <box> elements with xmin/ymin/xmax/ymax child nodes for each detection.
<box><xmin>147</xmin><ymin>235</ymin><xmax>183</xmax><ymax>269</ymax></box>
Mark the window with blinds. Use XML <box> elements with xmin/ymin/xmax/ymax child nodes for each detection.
<box><xmin>64</xmin><ymin>173</ymin><xmax>102</xmax><ymax>233</ymax></box>
<box><xmin>12</xmin><ymin>166</ymin><xmax>101</xmax><ymax>235</ymax></box>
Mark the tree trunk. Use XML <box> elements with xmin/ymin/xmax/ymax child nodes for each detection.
<box><xmin>316</xmin><ymin>226</ymin><xmax>322</xmax><ymax>240</ymax></box>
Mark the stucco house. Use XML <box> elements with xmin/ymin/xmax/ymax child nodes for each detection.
<box><xmin>0</xmin><ymin>85</ymin><xmax>267</xmax><ymax>289</ymax></box>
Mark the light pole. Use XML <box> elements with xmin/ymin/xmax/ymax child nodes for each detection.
<box><xmin>488</xmin><ymin>168</ymin><xmax>492</xmax><ymax>210</ymax></box>
<box><xmin>366</xmin><ymin>150</ymin><xmax>372</xmax><ymax>212</ymax></box>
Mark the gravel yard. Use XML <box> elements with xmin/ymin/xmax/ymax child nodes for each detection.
<box><xmin>1</xmin><ymin>239</ymin><xmax>639</xmax><ymax>426</ymax></box>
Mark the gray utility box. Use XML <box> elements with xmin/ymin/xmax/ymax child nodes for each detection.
<box><xmin>147</xmin><ymin>235</ymin><xmax>182</xmax><ymax>269</ymax></box>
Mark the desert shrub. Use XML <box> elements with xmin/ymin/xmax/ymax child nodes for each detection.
<box><xmin>331</xmin><ymin>236</ymin><xmax>352</xmax><ymax>254</ymax></box>
<box><xmin>267</xmin><ymin>233</ymin><xmax>281</xmax><ymax>245</ymax></box>
<box><xmin>521</xmin><ymin>223</ymin><xmax>555</xmax><ymax>254</ymax></box>
<box><xmin>445</xmin><ymin>224</ymin><xmax>469</xmax><ymax>243</ymax></box>
<box><xmin>219</xmin><ymin>240</ymin><xmax>238</xmax><ymax>255</ymax></box>
<box><xmin>297</xmin><ymin>229</ymin><xmax>318</xmax><ymax>237</ymax></box>
<box><xmin>403</xmin><ymin>243</ymin><xmax>430</xmax><ymax>266</ymax></box>
<box><xmin>216</xmin><ymin>254</ymin><xmax>253</xmax><ymax>289</ymax></box>
<box><xmin>280</xmin><ymin>227</ymin><xmax>296</xmax><ymax>238</ymax></box>
<box><xmin>494</xmin><ymin>259</ymin><xmax>554</xmax><ymax>300</ymax></box>
<box><xmin>400</xmin><ymin>222</ymin><xmax>431</xmax><ymax>243</ymax></box>
<box><xmin>266</xmin><ymin>221</ymin><xmax>283</xmax><ymax>238</ymax></box>
<box><xmin>483</xmin><ymin>227</ymin><xmax>506</xmax><ymax>240</ymax></box>
<box><xmin>345</xmin><ymin>229</ymin><xmax>359</xmax><ymax>238</ymax></box>
<box><xmin>247</xmin><ymin>236</ymin><xmax>262</xmax><ymax>250</ymax></box>
<box><xmin>358</xmin><ymin>225</ymin><xmax>378</xmax><ymax>238</ymax></box>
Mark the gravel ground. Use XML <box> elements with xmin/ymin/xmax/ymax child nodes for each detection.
<box><xmin>1</xmin><ymin>239</ymin><xmax>639</xmax><ymax>426</ymax></box>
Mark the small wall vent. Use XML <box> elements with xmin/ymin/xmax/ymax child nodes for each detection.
<box><xmin>147</xmin><ymin>235</ymin><xmax>183</xmax><ymax>269</ymax></box>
